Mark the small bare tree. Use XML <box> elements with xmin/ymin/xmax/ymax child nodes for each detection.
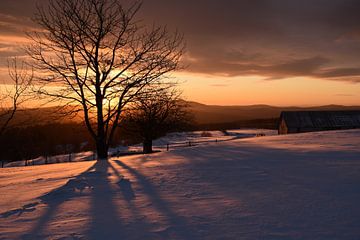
<box><xmin>124</xmin><ymin>87</ymin><xmax>191</xmax><ymax>154</ymax></box>
<box><xmin>0</xmin><ymin>58</ymin><xmax>33</xmax><ymax>136</ymax></box>
<box><xmin>27</xmin><ymin>0</ymin><xmax>184</xmax><ymax>160</ymax></box>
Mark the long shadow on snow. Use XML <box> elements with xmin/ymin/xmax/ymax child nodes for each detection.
<box><xmin>20</xmin><ymin>159</ymin><xmax>198</xmax><ymax>240</ymax></box>
<box><xmin>22</xmin><ymin>161</ymin><xmax>126</xmax><ymax>240</ymax></box>
<box><xmin>114</xmin><ymin>160</ymin><xmax>199</xmax><ymax>240</ymax></box>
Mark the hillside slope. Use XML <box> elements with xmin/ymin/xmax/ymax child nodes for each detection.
<box><xmin>1</xmin><ymin>130</ymin><xmax>360</xmax><ymax>239</ymax></box>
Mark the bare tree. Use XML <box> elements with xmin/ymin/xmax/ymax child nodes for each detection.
<box><xmin>0</xmin><ymin>58</ymin><xmax>33</xmax><ymax>136</ymax></box>
<box><xmin>26</xmin><ymin>0</ymin><xmax>184</xmax><ymax>160</ymax></box>
<box><xmin>124</xmin><ymin>87</ymin><xmax>191</xmax><ymax>154</ymax></box>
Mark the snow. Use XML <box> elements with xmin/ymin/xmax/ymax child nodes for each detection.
<box><xmin>1</xmin><ymin>129</ymin><xmax>360</xmax><ymax>239</ymax></box>
<box><xmin>3</xmin><ymin>129</ymin><xmax>276</xmax><ymax>168</ymax></box>
<box><xmin>130</xmin><ymin>129</ymin><xmax>277</xmax><ymax>152</ymax></box>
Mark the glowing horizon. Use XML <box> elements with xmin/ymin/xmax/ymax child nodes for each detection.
<box><xmin>1</xmin><ymin>0</ymin><xmax>360</xmax><ymax>107</ymax></box>
<box><xmin>178</xmin><ymin>72</ymin><xmax>360</xmax><ymax>107</ymax></box>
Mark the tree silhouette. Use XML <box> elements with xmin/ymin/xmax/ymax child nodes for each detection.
<box><xmin>0</xmin><ymin>58</ymin><xmax>33</xmax><ymax>136</ymax></box>
<box><xmin>124</xmin><ymin>87</ymin><xmax>191</xmax><ymax>154</ymax></box>
<box><xmin>27</xmin><ymin>0</ymin><xmax>184</xmax><ymax>160</ymax></box>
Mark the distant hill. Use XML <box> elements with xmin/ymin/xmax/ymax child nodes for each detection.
<box><xmin>187</xmin><ymin>102</ymin><xmax>360</xmax><ymax>127</ymax></box>
<box><xmin>2</xmin><ymin>102</ymin><xmax>360</xmax><ymax>128</ymax></box>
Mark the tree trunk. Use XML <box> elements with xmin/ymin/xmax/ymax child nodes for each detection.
<box><xmin>143</xmin><ymin>138</ymin><xmax>153</xmax><ymax>154</ymax></box>
<box><xmin>96</xmin><ymin>139</ymin><xmax>108</xmax><ymax>160</ymax></box>
<box><xmin>95</xmin><ymin>89</ymin><xmax>108</xmax><ymax>160</ymax></box>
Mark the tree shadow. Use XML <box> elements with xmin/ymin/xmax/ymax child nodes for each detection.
<box><xmin>107</xmin><ymin>162</ymin><xmax>135</xmax><ymax>201</ymax></box>
<box><xmin>83</xmin><ymin>161</ymin><xmax>127</xmax><ymax>239</ymax></box>
<box><xmin>9</xmin><ymin>155</ymin><xmax>206</xmax><ymax>240</ymax></box>
<box><xmin>22</xmin><ymin>160</ymin><xmax>126</xmax><ymax>240</ymax></box>
<box><xmin>114</xmin><ymin>160</ymin><xmax>199</xmax><ymax>239</ymax></box>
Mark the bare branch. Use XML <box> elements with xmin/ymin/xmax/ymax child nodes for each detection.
<box><xmin>0</xmin><ymin>58</ymin><xmax>33</xmax><ymax>135</ymax></box>
<box><xmin>123</xmin><ymin>85</ymin><xmax>192</xmax><ymax>153</ymax></box>
<box><xmin>27</xmin><ymin>0</ymin><xmax>185</xmax><ymax>159</ymax></box>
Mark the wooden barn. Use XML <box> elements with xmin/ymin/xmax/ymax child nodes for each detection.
<box><xmin>278</xmin><ymin>111</ymin><xmax>360</xmax><ymax>135</ymax></box>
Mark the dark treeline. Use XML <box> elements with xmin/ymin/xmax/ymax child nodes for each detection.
<box><xmin>0</xmin><ymin>120</ymin><xmax>187</xmax><ymax>163</ymax></box>
<box><xmin>0</xmin><ymin>118</ymin><xmax>278</xmax><ymax>163</ymax></box>
<box><xmin>0</xmin><ymin>122</ymin><xmax>140</xmax><ymax>163</ymax></box>
<box><xmin>0</xmin><ymin>123</ymin><xmax>92</xmax><ymax>162</ymax></box>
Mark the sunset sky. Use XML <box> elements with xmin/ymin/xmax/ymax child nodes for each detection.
<box><xmin>1</xmin><ymin>0</ymin><xmax>360</xmax><ymax>106</ymax></box>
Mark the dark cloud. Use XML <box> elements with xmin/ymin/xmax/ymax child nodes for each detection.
<box><xmin>0</xmin><ymin>14</ymin><xmax>37</xmax><ymax>36</ymax></box>
<box><xmin>185</xmin><ymin>51</ymin><xmax>360</xmax><ymax>82</ymax></box>
<box><xmin>317</xmin><ymin>68</ymin><xmax>360</xmax><ymax>78</ymax></box>
<box><xmin>1</xmin><ymin>0</ymin><xmax>360</xmax><ymax>82</ymax></box>
<box><xmin>141</xmin><ymin>0</ymin><xmax>360</xmax><ymax>81</ymax></box>
<box><xmin>0</xmin><ymin>0</ymin><xmax>46</xmax><ymax>18</ymax></box>
<box><xmin>184</xmin><ymin>55</ymin><xmax>330</xmax><ymax>78</ymax></box>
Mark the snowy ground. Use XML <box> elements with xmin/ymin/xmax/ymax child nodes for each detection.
<box><xmin>4</xmin><ymin>129</ymin><xmax>276</xmax><ymax>168</ymax></box>
<box><xmin>1</xmin><ymin>129</ymin><xmax>360</xmax><ymax>239</ymax></box>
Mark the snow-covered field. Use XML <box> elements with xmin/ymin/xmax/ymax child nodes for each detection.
<box><xmin>4</xmin><ymin>129</ymin><xmax>276</xmax><ymax>168</ymax></box>
<box><xmin>1</xmin><ymin>129</ymin><xmax>360</xmax><ymax>239</ymax></box>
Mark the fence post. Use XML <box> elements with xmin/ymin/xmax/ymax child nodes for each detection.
<box><xmin>167</xmin><ymin>143</ymin><xmax>169</xmax><ymax>151</ymax></box>
<box><xmin>188</xmin><ymin>141</ymin><xmax>191</xmax><ymax>147</ymax></box>
<box><xmin>1</xmin><ymin>160</ymin><xmax>4</xmax><ymax>168</ymax></box>
<box><xmin>68</xmin><ymin>153</ymin><xmax>71</xmax><ymax>162</ymax></box>
<box><xmin>216</xmin><ymin>139</ymin><xmax>218</xmax><ymax>143</ymax></box>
